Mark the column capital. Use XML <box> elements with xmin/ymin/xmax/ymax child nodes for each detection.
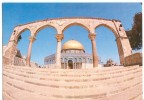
<box><xmin>29</xmin><ymin>36</ymin><xmax>36</xmax><ymax>43</ymax></box>
<box><xmin>88</xmin><ymin>33</ymin><xmax>96</xmax><ymax>41</ymax></box>
<box><xmin>55</xmin><ymin>34</ymin><xmax>64</xmax><ymax>42</ymax></box>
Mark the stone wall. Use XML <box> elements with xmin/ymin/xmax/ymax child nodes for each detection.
<box><xmin>14</xmin><ymin>57</ymin><xmax>26</xmax><ymax>66</ymax></box>
<box><xmin>124</xmin><ymin>53</ymin><xmax>142</xmax><ymax>66</ymax></box>
<box><xmin>3</xmin><ymin>56</ymin><xmax>11</xmax><ymax>65</ymax></box>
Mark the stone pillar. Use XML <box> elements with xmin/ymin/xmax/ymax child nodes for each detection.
<box><xmin>63</xmin><ymin>62</ymin><xmax>65</xmax><ymax>69</ymax></box>
<box><xmin>67</xmin><ymin>62</ymin><xmax>69</xmax><ymax>69</ymax></box>
<box><xmin>73</xmin><ymin>63</ymin><xmax>75</xmax><ymax>69</ymax></box>
<box><xmin>26</xmin><ymin>36</ymin><xmax>36</xmax><ymax>66</ymax></box>
<box><xmin>112</xmin><ymin>20</ymin><xmax>132</xmax><ymax>65</ymax></box>
<box><xmin>88</xmin><ymin>33</ymin><xmax>98</xmax><ymax>68</ymax></box>
<box><xmin>67</xmin><ymin>60</ymin><xmax>68</xmax><ymax>69</ymax></box>
<box><xmin>73</xmin><ymin>62</ymin><xmax>74</xmax><ymax>69</ymax></box>
<box><xmin>55</xmin><ymin>34</ymin><xmax>64</xmax><ymax>68</ymax></box>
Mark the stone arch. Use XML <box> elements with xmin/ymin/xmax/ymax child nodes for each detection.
<box><xmin>94</xmin><ymin>23</ymin><xmax>127</xmax><ymax>65</ymax></box>
<box><xmin>95</xmin><ymin>23</ymin><xmax>119</xmax><ymax>38</ymax></box>
<box><xmin>4</xmin><ymin>27</ymin><xmax>31</xmax><ymax>65</ymax></box>
<box><xmin>79</xmin><ymin>58</ymin><xmax>82</xmax><ymax>62</ymax></box>
<box><xmin>14</xmin><ymin>28</ymin><xmax>31</xmax><ymax>43</ymax></box>
<box><xmin>68</xmin><ymin>59</ymin><xmax>73</xmax><ymax>69</ymax></box>
<box><xmin>16</xmin><ymin>29</ymin><xmax>31</xmax><ymax>55</ymax></box>
<box><xmin>62</xmin><ymin>22</ymin><xmax>90</xmax><ymax>33</ymax></box>
<box><xmin>64</xmin><ymin>58</ymin><xmax>67</xmax><ymax>61</ymax></box>
<box><xmin>34</xmin><ymin>25</ymin><xmax>58</xmax><ymax>36</ymax></box>
<box><xmin>30</xmin><ymin>25</ymin><xmax>58</xmax><ymax>66</ymax></box>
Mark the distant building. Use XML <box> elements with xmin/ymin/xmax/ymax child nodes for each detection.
<box><xmin>104</xmin><ymin>59</ymin><xmax>118</xmax><ymax>67</ymax></box>
<box><xmin>44</xmin><ymin>40</ymin><xmax>98</xmax><ymax>69</ymax></box>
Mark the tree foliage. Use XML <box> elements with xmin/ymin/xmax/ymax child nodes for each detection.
<box><xmin>126</xmin><ymin>12</ymin><xmax>142</xmax><ymax>50</ymax></box>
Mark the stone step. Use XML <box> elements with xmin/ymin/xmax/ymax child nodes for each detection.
<box><xmin>3</xmin><ymin>66</ymin><xmax>141</xmax><ymax>79</ymax></box>
<box><xmin>3</xmin><ymin>68</ymin><xmax>141</xmax><ymax>91</ymax></box>
<box><xmin>133</xmin><ymin>94</ymin><xmax>143</xmax><ymax>100</ymax></box>
<box><xmin>3</xmin><ymin>67</ymin><xmax>141</xmax><ymax>84</ymax></box>
<box><xmin>3</xmin><ymin>91</ymin><xmax>16</xmax><ymax>100</ymax></box>
<box><xmin>3</xmin><ymin>81</ymin><xmax>54</xmax><ymax>100</ymax></box>
<box><xmin>3</xmin><ymin>76</ymin><xmax>107</xmax><ymax>99</ymax></box>
<box><xmin>106</xmin><ymin>83</ymin><xmax>142</xmax><ymax>100</ymax></box>
<box><xmin>4</xmin><ymin>65</ymin><xmax>140</xmax><ymax>75</ymax></box>
<box><xmin>3</xmin><ymin>65</ymin><xmax>142</xmax><ymax>100</ymax></box>
<box><xmin>3</xmin><ymin>73</ymin><xmax>142</xmax><ymax>100</ymax></box>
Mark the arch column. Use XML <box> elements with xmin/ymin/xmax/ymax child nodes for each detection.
<box><xmin>112</xmin><ymin>20</ymin><xmax>132</xmax><ymax>65</ymax></box>
<box><xmin>26</xmin><ymin>36</ymin><xmax>36</xmax><ymax>66</ymax></box>
<box><xmin>89</xmin><ymin>33</ymin><xmax>98</xmax><ymax>68</ymax></box>
<box><xmin>55</xmin><ymin>34</ymin><xmax>64</xmax><ymax>68</ymax></box>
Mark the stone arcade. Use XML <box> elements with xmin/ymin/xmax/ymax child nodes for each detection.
<box><xmin>4</xmin><ymin>17</ymin><xmax>140</xmax><ymax>67</ymax></box>
<box><xmin>3</xmin><ymin>17</ymin><xmax>142</xmax><ymax>100</ymax></box>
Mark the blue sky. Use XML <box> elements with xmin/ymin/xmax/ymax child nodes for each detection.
<box><xmin>2</xmin><ymin>3</ymin><xmax>142</xmax><ymax>65</ymax></box>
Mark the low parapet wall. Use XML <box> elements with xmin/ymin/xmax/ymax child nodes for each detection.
<box><xmin>124</xmin><ymin>53</ymin><xmax>142</xmax><ymax>66</ymax></box>
<box><xmin>14</xmin><ymin>57</ymin><xmax>26</xmax><ymax>66</ymax></box>
<box><xmin>3</xmin><ymin>65</ymin><xmax>142</xmax><ymax>100</ymax></box>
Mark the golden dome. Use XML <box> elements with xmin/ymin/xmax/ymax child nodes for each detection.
<box><xmin>62</xmin><ymin>40</ymin><xmax>84</xmax><ymax>51</ymax></box>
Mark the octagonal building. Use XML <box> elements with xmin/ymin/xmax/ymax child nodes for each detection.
<box><xmin>44</xmin><ymin>40</ymin><xmax>95</xmax><ymax>69</ymax></box>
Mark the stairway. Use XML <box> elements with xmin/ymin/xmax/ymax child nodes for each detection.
<box><xmin>3</xmin><ymin>65</ymin><xmax>142</xmax><ymax>100</ymax></box>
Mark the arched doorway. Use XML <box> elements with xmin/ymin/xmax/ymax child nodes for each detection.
<box><xmin>68</xmin><ymin>60</ymin><xmax>73</xmax><ymax>69</ymax></box>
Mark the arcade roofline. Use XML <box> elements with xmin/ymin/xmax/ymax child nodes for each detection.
<box><xmin>16</xmin><ymin>17</ymin><xmax>121</xmax><ymax>27</ymax></box>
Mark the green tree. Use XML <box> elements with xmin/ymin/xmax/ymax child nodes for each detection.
<box><xmin>126</xmin><ymin>12</ymin><xmax>142</xmax><ymax>50</ymax></box>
